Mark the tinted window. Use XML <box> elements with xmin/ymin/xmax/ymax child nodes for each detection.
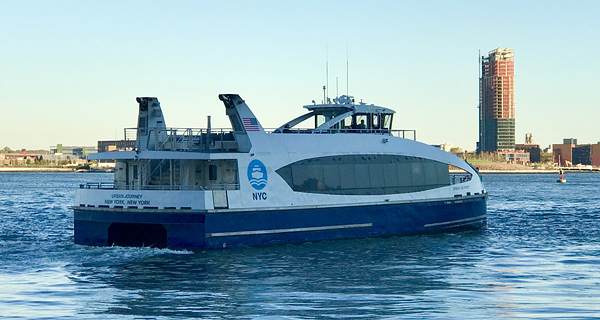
<box><xmin>323</xmin><ymin>164</ymin><xmax>341</xmax><ymax>190</ymax></box>
<box><xmin>382</xmin><ymin>163</ymin><xmax>399</xmax><ymax>187</ymax></box>
<box><xmin>275</xmin><ymin>155</ymin><xmax>450</xmax><ymax>195</ymax></box>
<box><xmin>338</xmin><ymin>164</ymin><xmax>356</xmax><ymax>190</ymax></box>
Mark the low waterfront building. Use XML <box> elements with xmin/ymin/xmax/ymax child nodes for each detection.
<box><xmin>0</xmin><ymin>152</ymin><xmax>85</xmax><ymax>166</ymax></box>
<box><xmin>50</xmin><ymin>144</ymin><xmax>98</xmax><ymax>156</ymax></box>
<box><xmin>515</xmin><ymin>144</ymin><xmax>541</xmax><ymax>163</ymax></box>
<box><xmin>553</xmin><ymin>143</ymin><xmax>574</xmax><ymax>166</ymax></box>
<box><xmin>0</xmin><ymin>153</ymin><xmax>40</xmax><ymax>166</ymax></box>
<box><xmin>553</xmin><ymin>140</ymin><xmax>600</xmax><ymax>166</ymax></box>
<box><xmin>498</xmin><ymin>150</ymin><xmax>530</xmax><ymax>164</ymax></box>
<box><xmin>98</xmin><ymin>140</ymin><xmax>136</xmax><ymax>152</ymax></box>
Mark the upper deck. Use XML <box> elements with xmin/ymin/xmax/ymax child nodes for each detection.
<box><xmin>121</xmin><ymin>127</ymin><xmax>416</xmax><ymax>153</ymax></box>
<box><xmin>117</xmin><ymin>94</ymin><xmax>416</xmax><ymax>154</ymax></box>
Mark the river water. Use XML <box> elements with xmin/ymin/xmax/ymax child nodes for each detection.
<box><xmin>1</xmin><ymin>172</ymin><xmax>599</xmax><ymax>319</ymax></box>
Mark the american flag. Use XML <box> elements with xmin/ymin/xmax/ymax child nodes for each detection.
<box><xmin>242</xmin><ymin>118</ymin><xmax>260</xmax><ymax>132</ymax></box>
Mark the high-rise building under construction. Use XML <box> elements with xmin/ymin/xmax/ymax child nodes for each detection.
<box><xmin>478</xmin><ymin>48</ymin><xmax>515</xmax><ymax>152</ymax></box>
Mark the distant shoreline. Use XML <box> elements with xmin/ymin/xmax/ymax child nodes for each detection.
<box><xmin>0</xmin><ymin>167</ymin><xmax>76</xmax><ymax>172</ymax></box>
<box><xmin>479</xmin><ymin>170</ymin><xmax>599</xmax><ymax>174</ymax></box>
<box><xmin>478</xmin><ymin>170</ymin><xmax>555</xmax><ymax>174</ymax></box>
<box><xmin>469</xmin><ymin>161</ymin><xmax>600</xmax><ymax>174</ymax></box>
<box><xmin>0</xmin><ymin>166</ymin><xmax>596</xmax><ymax>174</ymax></box>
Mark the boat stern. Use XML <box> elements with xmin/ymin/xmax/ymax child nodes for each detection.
<box><xmin>73</xmin><ymin>186</ymin><xmax>212</xmax><ymax>249</ymax></box>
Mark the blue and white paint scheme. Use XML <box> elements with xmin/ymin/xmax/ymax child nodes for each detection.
<box><xmin>74</xmin><ymin>94</ymin><xmax>487</xmax><ymax>249</ymax></box>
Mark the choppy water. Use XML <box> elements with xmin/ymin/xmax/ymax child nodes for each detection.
<box><xmin>1</xmin><ymin>172</ymin><xmax>600</xmax><ymax>319</ymax></box>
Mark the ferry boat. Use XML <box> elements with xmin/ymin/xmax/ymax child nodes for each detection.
<box><xmin>74</xmin><ymin>94</ymin><xmax>487</xmax><ymax>249</ymax></box>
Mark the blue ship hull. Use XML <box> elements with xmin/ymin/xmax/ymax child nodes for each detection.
<box><xmin>74</xmin><ymin>194</ymin><xmax>487</xmax><ymax>249</ymax></box>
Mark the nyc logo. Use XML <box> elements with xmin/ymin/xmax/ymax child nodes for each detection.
<box><xmin>247</xmin><ymin>159</ymin><xmax>267</xmax><ymax>190</ymax></box>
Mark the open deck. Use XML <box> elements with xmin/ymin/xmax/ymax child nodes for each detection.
<box><xmin>123</xmin><ymin>127</ymin><xmax>417</xmax><ymax>153</ymax></box>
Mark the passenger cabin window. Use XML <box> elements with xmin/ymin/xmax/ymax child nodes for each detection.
<box><xmin>276</xmin><ymin>155</ymin><xmax>450</xmax><ymax>195</ymax></box>
<box><xmin>115</xmin><ymin>159</ymin><xmax>239</xmax><ymax>191</ymax></box>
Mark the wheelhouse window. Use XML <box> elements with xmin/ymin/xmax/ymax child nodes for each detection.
<box><xmin>372</xmin><ymin>114</ymin><xmax>380</xmax><ymax>129</ymax></box>
<box><xmin>382</xmin><ymin>114</ymin><xmax>393</xmax><ymax>131</ymax></box>
<box><xmin>353</xmin><ymin>114</ymin><xmax>368</xmax><ymax>129</ymax></box>
<box><xmin>276</xmin><ymin>155</ymin><xmax>451</xmax><ymax>195</ymax></box>
<box><xmin>315</xmin><ymin>114</ymin><xmax>326</xmax><ymax>128</ymax></box>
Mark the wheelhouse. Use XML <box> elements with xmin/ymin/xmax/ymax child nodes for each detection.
<box><xmin>274</xmin><ymin>95</ymin><xmax>396</xmax><ymax>134</ymax></box>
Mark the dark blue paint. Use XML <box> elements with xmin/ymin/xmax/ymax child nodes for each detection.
<box><xmin>74</xmin><ymin>195</ymin><xmax>486</xmax><ymax>249</ymax></box>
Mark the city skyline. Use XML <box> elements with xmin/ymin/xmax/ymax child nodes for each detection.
<box><xmin>1</xmin><ymin>1</ymin><xmax>599</xmax><ymax>151</ymax></box>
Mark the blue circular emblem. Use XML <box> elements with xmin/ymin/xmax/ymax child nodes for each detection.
<box><xmin>247</xmin><ymin>159</ymin><xmax>268</xmax><ymax>190</ymax></box>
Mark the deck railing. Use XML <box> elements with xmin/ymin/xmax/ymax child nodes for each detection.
<box><xmin>79</xmin><ymin>182</ymin><xmax>115</xmax><ymax>189</ymax></box>
<box><xmin>122</xmin><ymin>126</ymin><xmax>417</xmax><ymax>153</ymax></box>
<box><xmin>79</xmin><ymin>182</ymin><xmax>240</xmax><ymax>191</ymax></box>
<box><xmin>268</xmin><ymin>128</ymin><xmax>416</xmax><ymax>140</ymax></box>
<box><xmin>450</xmin><ymin>174</ymin><xmax>472</xmax><ymax>185</ymax></box>
<box><xmin>124</xmin><ymin>127</ymin><xmax>238</xmax><ymax>152</ymax></box>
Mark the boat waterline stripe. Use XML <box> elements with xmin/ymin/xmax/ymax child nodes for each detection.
<box><xmin>423</xmin><ymin>214</ymin><xmax>487</xmax><ymax>228</ymax></box>
<box><xmin>206</xmin><ymin>223</ymin><xmax>373</xmax><ymax>238</ymax></box>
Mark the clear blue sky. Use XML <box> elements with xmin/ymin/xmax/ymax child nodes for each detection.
<box><xmin>1</xmin><ymin>0</ymin><xmax>598</xmax><ymax>151</ymax></box>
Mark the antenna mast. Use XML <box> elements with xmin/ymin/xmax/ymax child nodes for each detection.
<box><xmin>326</xmin><ymin>44</ymin><xmax>329</xmax><ymax>102</ymax></box>
<box><xmin>346</xmin><ymin>43</ymin><xmax>349</xmax><ymax>97</ymax></box>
